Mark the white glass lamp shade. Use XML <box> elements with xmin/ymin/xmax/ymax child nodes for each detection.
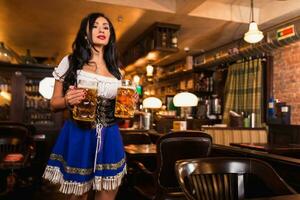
<box><xmin>0</xmin><ymin>42</ymin><xmax>14</xmax><ymax>63</ymax></box>
<box><xmin>146</xmin><ymin>64</ymin><xmax>154</xmax><ymax>77</ymax></box>
<box><xmin>143</xmin><ymin>97</ymin><xmax>162</xmax><ymax>109</ymax></box>
<box><xmin>0</xmin><ymin>91</ymin><xmax>11</xmax><ymax>106</ymax></box>
<box><xmin>39</xmin><ymin>77</ymin><xmax>55</xmax><ymax>99</ymax></box>
<box><xmin>133</xmin><ymin>75</ymin><xmax>140</xmax><ymax>85</ymax></box>
<box><xmin>173</xmin><ymin>92</ymin><xmax>198</xmax><ymax>107</ymax></box>
<box><xmin>244</xmin><ymin>21</ymin><xmax>264</xmax><ymax>43</ymax></box>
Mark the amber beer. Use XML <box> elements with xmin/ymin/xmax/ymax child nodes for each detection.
<box><xmin>73</xmin><ymin>79</ymin><xmax>98</xmax><ymax>122</ymax></box>
<box><xmin>114</xmin><ymin>80</ymin><xmax>136</xmax><ymax>118</ymax></box>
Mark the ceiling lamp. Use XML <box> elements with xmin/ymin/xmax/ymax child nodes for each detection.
<box><xmin>146</xmin><ymin>64</ymin><xmax>154</xmax><ymax>77</ymax></box>
<box><xmin>0</xmin><ymin>91</ymin><xmax>11</xmax><ymax>106</ymax></box>
<box><xmin>133</xmin><ymin>75</ymin><xmax>140</xmax><ymax>85</ymax></box>
<box><xmin>243</xmin><ymin>0</ymin><xmax>264</xmax><ymax>44</ymax></box>
<box><xmin>0</xmin><ymin>42</ymin><xmax>15</xmax><ymax>63</ymax></box>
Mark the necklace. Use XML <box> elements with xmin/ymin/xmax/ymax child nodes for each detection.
<box><xmin>87</xmin><ymin>62</ymin><xmax>99</xmax><ymax>73</ymax></box>
<box><xmin>88</xmin><ymin>61</ymin><xmax>107</xmax><ymax>75</ymax></box>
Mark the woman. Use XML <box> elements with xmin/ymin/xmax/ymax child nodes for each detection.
<box><xmin>43</xmin><ymin>13</ymin><xmax>126</xmax><ymax>200</ymax></box>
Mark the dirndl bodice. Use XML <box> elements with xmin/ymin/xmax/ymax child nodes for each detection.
<box><xmin>94</xmin><ymin>97</ymin><xmax>119</xmax><ymax>173</ymax></box>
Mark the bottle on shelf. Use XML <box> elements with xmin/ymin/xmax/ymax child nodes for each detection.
<box><xmin>22</xmin><ymin>49</ymin><xmax>37</xmax><ymax>64</ymax></box>
<box><xmin>268</xmin><ymin>97</ymin><xmax>275</xmax><ymax>119</ymax></box>
<box><xmin>251</xmin><ymin>112</ymin><xmax>255</xmax><ymax>128</ymax></box>
<box><xmin>211</xmin><ymin>94</ymin><xmax>221</xmax><ymax>115</ymax></box>
<box><xmin>171</xmin><ymin>32</ymin><xmax>178</xmax><ymax>48</ymax></box>
<box><xmin>243</xmin><ymin>112</ymin><xmax>250</xmax><ymax>128</ymax></box>
<box><xmin>161</xmin><ymin>29</ymin><xmax>167</xmax><ymax>48</ymax></box>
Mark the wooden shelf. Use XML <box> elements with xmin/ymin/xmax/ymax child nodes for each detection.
<box><xmin>158</xmin><ymin>69</ymin><xmax>193</xmax><ymax>82</ymax></box>
<box><xmin>195</xmin><ymin>91</ymin><xmax>214</xmax><ymax>96</ymax></box>
<box><xmin>123</xmin><ymin>22</ymin><xmax>180</xmax><ymax>73</ymax></box>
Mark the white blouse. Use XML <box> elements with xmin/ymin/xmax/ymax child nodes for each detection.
<box><xmin>53</xmin><ymin>56</ymin><xmax>121</xmax><ymax>99</ymax></box>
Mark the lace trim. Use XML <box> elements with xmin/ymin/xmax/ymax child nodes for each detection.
<box><xmin>52</xmin><ymin>69</ymin><xmax>64</xmax><ymax>81</ymax></box>
<box><xmin>49</xmin><ymin>153</ymin><xmax>126</xmax><ymax>175</ymax></box>
<box><xmin>43</xmin><ymin>165</ymin><xmax>126</xmax><ymax>195</ymax></box>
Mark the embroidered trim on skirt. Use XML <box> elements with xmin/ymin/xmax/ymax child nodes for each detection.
<box><xmin>43</xmin><ymin>120</ymin><xmax>126</xmax><ymax>195</ymax></box>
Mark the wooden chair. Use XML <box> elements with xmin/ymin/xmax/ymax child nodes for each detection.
<box><xmin>132</xmin><ymin>131</ymin><xmax>212</xmax><ymax>200</ymax></box>
<box><xmin>175</xmin><ymin>157</ymin><xmax>297</xmax><ymax>200</ymax></box>
<box><xmin>0</xmin><ymin>123</ymin><xmax>35</xmax><ymax>194</ymax></box>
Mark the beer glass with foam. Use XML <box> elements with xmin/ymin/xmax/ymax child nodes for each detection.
<box><xmin>73</xmin><ymin>79</ymin><xmax>98</xmax><ymax>122</ymax></box>
<box><xmin>114</xmin><ymin>80</ymin><xmax>136</xmax><ymax>118</ymax></box>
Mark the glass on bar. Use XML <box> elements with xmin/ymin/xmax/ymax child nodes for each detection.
<box><xmin>114</xmin><ymin>80</ymin><xmax>136</xmax><ymax>118</ymax></box>
<box><xmin>72</xmin><ymin>79</ymin><xmax>98</xmax><ymax>122</ymax></box>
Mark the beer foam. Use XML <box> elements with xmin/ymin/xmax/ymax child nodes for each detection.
<box><xmin>119</xmin><ymin>85</ymin><xmax>136</xmax><ymax>90</ymax></box>
<box><xmin>77</xmin><ymin>80</ymin><xmax>98</xmax><ymax>89</ymax></box>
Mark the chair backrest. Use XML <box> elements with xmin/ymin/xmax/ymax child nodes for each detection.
<box><xmin>175</xmin><ymin>157</ymin><xmax>297</xmax><ymax>200</ymax></box>
<box><xmin>0</xmin><ymin>123</ymin><xmax>30</xmax><ymax>156</ymax></box>
<box><xmin>0</xmin><ymin>138</ymin><xmax>25</xmax><ymax>154</ymax></box>
<box><xmin>156</xmin><ymin>131</ymin><xmax>212</xmax><ymax>191</ymax></box>
<box><xmin>0</xmin><ymin>123</ymin><xmax>29</xmax><ymax>138</ymax></box>
<box><xmin>121</xmin><ymin>132</ymin><xmax>152</xmax><ymax>145</ymax></box>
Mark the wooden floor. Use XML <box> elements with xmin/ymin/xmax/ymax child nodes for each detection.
<box><xmin>0</xmin><ymin>176</ymin><xmax>139</xmax><ymax>200</ymax></box>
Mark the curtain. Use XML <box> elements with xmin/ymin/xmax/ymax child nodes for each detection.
<box><xmin>223</xmin><ymin>58</ymin><xmax>263</xmax><ymax>127</ymax></box>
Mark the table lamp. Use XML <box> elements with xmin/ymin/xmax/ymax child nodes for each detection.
<box><xmin>173</xmin><ymin>92</ymin><xmax>198</xmax><ymax>130</ymax></box>
<box><xmin>142</xmin><ymin>97</ymin><xmax>162</xmax><ymax>130</ymax></box>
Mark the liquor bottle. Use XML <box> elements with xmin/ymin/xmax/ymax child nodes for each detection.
<box><xmin>268</xmin><ymin>97</ymin><xmax>275</xmax><ymax>119</ymax></box>
<box><xmin>22</xmin><ymin>49</ymin><xmax>37</xmax><ymax>64</ymax></box>
<box><xmin>162</xmin><ymin>31</ymin><xmax>167</xmax><ymax>47</ymax></box>
<box><xmin>171</xmin><ymin>32</ymin><xmax>178</xmax><ymax>48</ymax></box>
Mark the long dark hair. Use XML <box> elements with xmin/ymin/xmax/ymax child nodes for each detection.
<box><xmin>63</xmin><ymin>12</ymin><xmax>122</xmax><ymax>93</ymax></box>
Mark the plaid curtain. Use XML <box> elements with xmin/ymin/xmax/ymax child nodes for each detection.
<box><xmin>223</xmin><ymin>58</ymin><xmax>263</xmax><ymax>127</ymax></box>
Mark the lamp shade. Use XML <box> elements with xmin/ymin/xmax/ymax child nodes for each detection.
<box><xmin>0</xmin><ymin>91</ymin><xmax>11</xmax><ymax>106</ymax></box>
<box><xmin>0</xmin><ymin>42</ymin><xmax>13</xmax><ymax>63</ymax></box>
<box><xmin>143</xmin><ymin>97</ymin><xmax>162</xmax><ymax>109</ymax></box>
<box><xmin>243</xmin><ymin>21</ymin><xmax>264</xmax><ymax>43</ymax></box>
<box><xmin>133</xmin><ymin>75</ymin><xmax>140</xmax><ymax>85</ymax></box>
<box><xmin>146</xmin><ymin>64</ymin><xmax>154</xmax><ymax>77</ymax></box>
<box><xmin>173</xmin><ymin>92</ymin><xmax>198</xmax><ymax>107</ymax></box>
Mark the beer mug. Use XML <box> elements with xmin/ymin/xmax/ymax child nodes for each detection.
<box><xmin>114</xmin><ymin>80</ymin><xmax>136</xmax><ymax>118</ymax></box>
<box><xmin>73</xmin><ymin>79</ymin><xmax>98</xmax><ymax>122</ymax></box>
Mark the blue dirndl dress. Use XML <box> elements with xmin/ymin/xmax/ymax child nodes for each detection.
<box><xmin>43</xmin><ymin>118</ymin><xmax>126</xmax><ymax>195</ymax></box>
<box><xmin>43</xmin><ymin>59</ymin><xmax>126</xmax><ymax>195</ymax></box>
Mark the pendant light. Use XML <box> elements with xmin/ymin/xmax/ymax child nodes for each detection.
<box><xmin>0</xmin><ymin>42</ymin><xmax>18</xmax><ymax>63</ymax></box>
<box><xmin>146</xmin><ymin>64</ymin><xmax>154</xmax><ymax>77</ymax></box>
<box><xmin>243</xmin><ymin>0</ymin><xmax>264</xmax><ymax>43</ymax></box>
<box><xmin>133</xmin><ymin>75</ymin><xmax>140</xmax><ymax>85</ymax></box>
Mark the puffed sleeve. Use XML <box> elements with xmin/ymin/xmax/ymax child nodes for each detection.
<box><xmin>52</xmin><ymin>55</ymin><xmax>69</xmax><ymax>81</ymax></box>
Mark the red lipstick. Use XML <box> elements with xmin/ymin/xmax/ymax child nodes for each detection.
<box><xmin>97</xmin><ymin>35</ymin><xmax>106</xmax><ymax>40</ymax></box>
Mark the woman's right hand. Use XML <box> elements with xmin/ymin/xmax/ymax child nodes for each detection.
<box><xmin>64</xmin><ymin>85</ymin><xmax>86</xmax><ymax>107</ymax></box>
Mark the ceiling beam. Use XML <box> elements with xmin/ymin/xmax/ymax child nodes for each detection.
<box><xmin>188</xmin><ymin>1</ymin><xmax>259</xmax><ymax>24</ymax></box>
<box><xmin>87</xmin><ymin>0</ymin><xmax>176</xmax><ymax>13</ymax></box>
<box><xmin>260</xmin><ymin>1</ymin><xmax>300</xmax><ymax>24</ymax></box>
<box><xmin>175</xmin><ymin>0</ymin><xmax>206</xmax><ymax>15</ymax></box>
